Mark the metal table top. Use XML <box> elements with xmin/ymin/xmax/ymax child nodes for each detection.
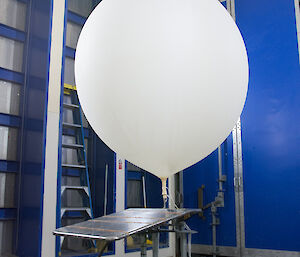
<box><xmin>53</xmin><ymin>208</ymin><xmax>201</xmax><ymax>241</ymax></box>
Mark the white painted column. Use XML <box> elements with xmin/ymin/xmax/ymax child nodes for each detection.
<box><xmin>115</xmin><ymin>154</ymin><xmax>126</xmax><ymax>256</ymax></box>
<box><xmin>41</xmin><ymin>0</ymin><xmax>66</xmax><ymax>256</ymax></box>
<box><xmin>295</xmin><ymin>0</ymin><xmax>300</xmax><ymax>62</ymax></box>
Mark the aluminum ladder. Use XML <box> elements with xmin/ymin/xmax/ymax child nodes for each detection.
<box><xmin>58</xmin><ymin>84</ymin><xmax>94</xmax><ymax>251</ymax></box>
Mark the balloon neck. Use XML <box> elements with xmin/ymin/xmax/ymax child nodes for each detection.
<box><xmin>160</xmin><ymin>177</ymin><xmax>168</xmax><ymax>208</ymax></box>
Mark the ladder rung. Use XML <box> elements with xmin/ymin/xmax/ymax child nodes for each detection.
<box><xmin>62</xmin><ymin>143</ymin><xmax>84</xmax><ymax>149</ymax></box>
<box><xmin>62</xmin><ymin>164</ymin><xmax>86</xmax><ymax>169</ymax></box>
<box><xmin>61</xmin><ymin>186</ymin><xmax>90</xmax><ymax>196</ymax></box>
<box><xmin>61</xmin><ymin>207</ymin><xmax>90</xmax><ymax>211</ymax></box>
<box><xmin>61</xmin><ymin>185</ymin><xmax>88</xmax><ymax>191</ymax></box>
<box><xmin>62</xmin><ymin>122</ymin><xmax>81</xmax><ymax>128</ymax></box>
<box><xmin>63</xmin><ymin>103</ymin><xmax>79</xmax><ymax>109</ymax></box>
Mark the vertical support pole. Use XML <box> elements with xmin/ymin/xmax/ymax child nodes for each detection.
<box><xmin>142</xmin><ymin>175</ymin><xmax>147</xmax><ymax>208</ymax></box>
<box><xmin>233</xmin><ymin>118</ymin><xmax>245</xmax><ymax>257</ymax></box>
<box><xmin>104</xmin><ymin>164</ymin><xmax>108</xmax><ymax>215</ymax></box>
<box><xmin>115</xmin><ymin>155</ymin><xmax>125</xmax><ymax>256</ymax></box>
<box><xmin>236</xmin><ymin>119</ymin><xmax>245</xmax><ymax>253</ymax></box>
<box><xmin>233</xmin><ymin>122</ymin><xmax>241</xmax><ymax>256</ymax></box>
<box><xmin>228</xmin><ymin>1</ymin><xmax>245</xmax><ymax>256</ymax></box>
<box><xmin>140</xmin><ymin>234</ymin><xmax>147</xmax><ymax>257</ymax></box>
<box><xmin>42</xmin><ymin>0</ymin><xmax>66</xmax><ymax>256</ymax></box>
<box><xmin>152</xmin><ymin>232</ymin><xmax>159</xmax><ymax>257</ymax></box>
<box><xmin>227</xmin><ymin>0</ymin><xmax>236</xmax><ymax>20</ymax></box>
<box><xmin>179</xmin><ymin>222</ymin><xmax>187</xmax><ymax>257</ymax></box>
<box><xmin>211</xmin><ymin>204</ymin><xmax>217</xmax><ymax>257</ymax></box>
<box><xmin>188</xmin><ymin>232</ymin><xmax>192</xmax><ymax>257</ymax></box>
<box><xmin>218</xmin><ymin>146</ymin><xmax>223</xmax><ymax>191</ymax></box>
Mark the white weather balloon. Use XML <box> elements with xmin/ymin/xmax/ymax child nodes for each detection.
<box><xmin>75</xmin><ymin>0</ymin><xmax>248</xmax><ymax>179</ymax></box>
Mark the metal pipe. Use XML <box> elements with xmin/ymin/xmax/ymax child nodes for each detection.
<box><xmin>179</xmin><ymin>222</ymin><xmax>187</xmax><ymax>257</ymax></box>
<box><xmin>218</xmin><ymin>146</ymin><xmax>223</xmax><ymax>192</ymax></box>
<box><xmin>212</xmin><ymin>205</ymin><xmax>217</xmax><ymax>257</ymax></box>
<box><xmin>97</xmin><ymin>241</ymin><xmax>108</xmax><ymax>257</ymax></box>
<box><xmin>230</xmin><ymin>0</ymin><xmax>236</xmax><ymax>21</ymax></box>
<box><xmin>142</xmin><ymin>175</ymin><xmax>147</xmax><ymax>208</ymax></box>
<box><xmin>188</xmin><ymin>232</ymin><xmax>192</xmax><ymax>257</ymax></box>
<box><xmin>152</xmin><ymin>232</ymin><xmax>159</xmax><ymax>257</ymax></box>
<box><xmin>104</xmin><ymin>164</ymin><xmax>108</xmax><ymax>215</ymax></box>
<box><xmin>209</xmin><ymin>146</ymin><xmax>225</xmax><ymax>257</ymax></box>
<box><xmin>140</xmin><ymin>234</ymin><xmax>147</xmax><ymax>257</ymax></box>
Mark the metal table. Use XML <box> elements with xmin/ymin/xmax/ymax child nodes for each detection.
<box><xmin>54</xmin><ymin>208</ymin><xmax>201</xmax><ymax>257</ymax></box>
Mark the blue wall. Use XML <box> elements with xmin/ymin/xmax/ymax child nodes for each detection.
<box><xmin>17</xmin><ymin>1</ymin><xmax>53</xmax><ymax>256</ymax></box>
<box><xmin>183</xmin><ymin>0</ymin><xmax>300</xmax><ymax>252</ymax></box>
<box><xmin>183</xmin><ymin>138</ymin><xmax>236</xmax><ymax>247</ymax></box>
<box><xmin>91</xmin><ymin>135</ymin><xmax>115</xmax><ymax>218</ymax></box>
<box><xmin>236</xmin><ymin>0</ymin><xmax>300</xmax><ymax>251</ymax></box>
<box><xmin>9</xmin><ymin>0</ymin><xmax>300</xmax><ymax>255</ymax></box>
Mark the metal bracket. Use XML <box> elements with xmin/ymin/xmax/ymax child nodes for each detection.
<box><xmin>234</xmin><ymin>176</ymin><xmax>242</xmax><ymax>188</ymax></box>
<box><xmin>219</xmin><ymin>174</ymin><xmax>227</xmax><ymax>183</ymax></box>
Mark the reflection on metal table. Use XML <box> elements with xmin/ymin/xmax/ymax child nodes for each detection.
<box><xmin>53</xmin><ymin>208</ymin><xmax>202</xmax><ymax>257</ymax></box>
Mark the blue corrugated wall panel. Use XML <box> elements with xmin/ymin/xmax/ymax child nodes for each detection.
<box><xmin>184</xmin><ymin>0</ymin><xmax>300</xmax><ymax>252</ymax></box>
<box><xmin>236</xmin><ymin>0</ymin><xmax>300</xmax><ymax>251</ymax></box>
<box><xmin>183</xmin><ymin>137</ymin><xmax>236</xmax><ymax>247</ymax></box>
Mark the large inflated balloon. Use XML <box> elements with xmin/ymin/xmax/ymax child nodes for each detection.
<box><xmin>75</xmin><ymin>0</ymin><xmax>248</xmax><ymax>178</ymax></box>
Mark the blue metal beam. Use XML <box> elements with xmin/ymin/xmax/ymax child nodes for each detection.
<box><xmin>63</xmin><ymin>211</ymin><xmax>86</xmax><ymax>218</ymax></box>
<box><xmin>221</xmin><ymin>1</ymin><xmax>227</xmax><ymax>8</ymax></box>
<box><xmin>0</xmin><ymin>208</ymin><xmax>17</xmax><ymax>220</ymax></box>
<box><xmin>16</xmin><ymin>0</ymin><xmax>53</xmax><ymax>256</ymax></box>
<box><xmin>0</xmin><ymin>113</ymin><xmax>21</xmax><ymax>127</ymax></box>
<box><xmin>62</xmin><ymin>127</ymin><xmax>90</xmax><ymax>138</ymax></box>
<box><xmin>0</xmin><ymin>115</ymin><xmax>46</xmax><ymax>131</ymax></box>
<box><xmin>68</xmin><ymin>11</ymin><xmax>86</xmax><ymax>26</ymax></box>
<box><xmin>127</xmin><ymin>170</ymin><xmax>143</xmax><ymax>180</ymax></box>
<box><xmin>0</xmin><ymin>67</ymin><xmax>24</xmax><ymax>84</ymax></box>
<box><xmin>0</xmin><ymin>160</ymin><xmax>19</xmax><ymax>173</ymax></box>
<box><xmin>25</xmin><ymin>118</ymin><xmax>44</xmax><ymax>132</ymax></box>
<box><xmin>65</xmin><ymin>46</ymin><xmax>75</xmax><ymax>58</ymax></box>
<box><xmin>0</xmin><ymin>24</ymin><xmax>26</xmax><ymax>42</ymax></box>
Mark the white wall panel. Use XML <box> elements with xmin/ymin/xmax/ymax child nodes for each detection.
<box><xmin>0</xmin><ymin>172</ymin><xmax>15</xmax><ymax>208</ymax></box>
<box><xmin>68</xmin><ymin>0</ymin><xmax>93</xmax><ymax>17</ymax></box>
<box><xmin>0</xmin><ymin>0</ymin><xmax>26</xmax><ymax>31</ymax></box>
<box><xmin>64</xmin><ymin>57</ymin><xmax>75</xmax><ymax>85</ymax></box>
<box><xmin>0</xmin><ymin>36</ymin><xmax>23</xmax><ymax>72</ymax></box>
<box><xmin>0</xmin><ymin>220</ymin><xmax>14</xmax><ymax>255</ymax></box>
<box><xmin>0</xmin><ymin>80</ymin><xmax>20</xmax><ymax>115</ymax></box>
<box><xmin>66</xmin><ymin>21</ymin><xmax>81</xmax><ymax>49</ymax></box>
<box><xmin>0</xmin><ymin>126</ymin><xmax>18</xmax><ymax>161</ymax></box>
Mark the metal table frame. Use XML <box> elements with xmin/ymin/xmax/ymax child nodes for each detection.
<box><xmin>54</xmin><ymin>208</ymin><xmax>201</xmax><ymax>257</ymax></box>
